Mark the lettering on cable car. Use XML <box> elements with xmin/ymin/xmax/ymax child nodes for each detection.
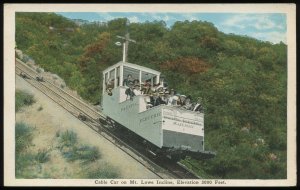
<box><xmin>140</xmin><ymin>112</ymin><xmax>161</xmax><ymax>123</ymax></box>
<box><xmin>121</xmin><ymin>103</ymin><xmax>138</xmax><ymax>112</ymax></box>
<box><xmin>163</xmin><ymin>115</ymin><xmax>202</xmax><ymax>126</ymax></box>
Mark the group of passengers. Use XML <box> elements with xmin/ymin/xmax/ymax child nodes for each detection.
<box><xmin>122</xmin><ymin>74</ymin><xmax>204</xmax><ymax>112</ymax></box>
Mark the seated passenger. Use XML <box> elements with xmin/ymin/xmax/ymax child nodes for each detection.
<box><xmin>123</xmin><ymin>74</ymin><xmax>134</xmax><ymax>87</ymax></box>
<box><xmin>183</xmin><ymin>95</ymin><xmax>193</xmax><ymax>110</ymax></box>
<box><xmin>161</xmin><ymin>90</ymin><xmax>170</xmax><ymax>103</ymax></box>
<box><xmin>133</xmin><ymin>79</ymin><xmax>140</xmax><ymax>86</ymax></box>
<box><xmin>151</xmin><ymin>83</ymin><xmax>160</xmax><ymax>93</ymax></box>
<box><xmin>125</xmin><ymin>84</ymin><xmax>135</xmax><ymax>100</ymax></box>
<box><xmin>141</xmin><ymin>80</ymin><xmax>151</xmax><ymax>95</ymax></box>
<box><xmin>156</xmin><ymin>87</ymin><xmax>165</xmax><ymax>93</ymax></box>
<box><xmin>178</xmin><ymin>94</ymin><xmax>186</xmax><ymax>106</ymax></box>
<box><xmin>106</xmin><ymin>78</ymin><xmax>114</xmax><ymax>96</ymax></box>
<box><xmin>193</xmin><ymin>97</ymin><xmax>204</xmax><ymax>112</ymax></box>
<box><xmin>145</xmin><ymin>94</ymin><xmax>153</xmax><ymax>109</ymax></box>
<box><xmin>150</xmin><ymin>93</ymin><xmax>166</xmax><ymax>107</ymax></box>
<box><xmin>167</xmin><ymin>89</ymin><xmax>178</xmax><ymax>106</ymax></box>
<box><xmin>133</xmin><ymin>84</ymin><xmax>141</xmax><ymax>96</ymax></box>
<box><xmin>159</xmin><ymin>91</ymin><xmax>167</xmax><ymax>103</ymax></box>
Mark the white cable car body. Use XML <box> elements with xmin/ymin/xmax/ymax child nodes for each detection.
<box><xmin>101</xmin><ymin>61</ymin><xmax>210</xmax><ymax>157</ymax></box>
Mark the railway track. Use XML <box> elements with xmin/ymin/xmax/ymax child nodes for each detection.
<box><xmin>15</xmin><ymin>58</ymin><xmax>201</xmax><ymax>179</ymax></box>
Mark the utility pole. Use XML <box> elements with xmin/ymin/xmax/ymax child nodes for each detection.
<box><xmin>117</xmin><ymin>33</ymin><xmax>136</xmax><ymax>62</ymax></box>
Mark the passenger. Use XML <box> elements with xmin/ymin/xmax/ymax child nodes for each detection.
<box><xmin>123</xmin><ymin>74</ymin><xmax>134</xmax><ymax>87</ymax></box>
<box><xmin>167</xmin><ymin>89</ymin><xmax>178</xmax><ymax>106</ymax></box>
<box><xmin>159</xmin><ymin>91</ymin><xmax>167</xmax><ymax>104</ymax></box>
<box><xmin>140</xmin><ymin>82</ymin><xmax>144</xmax><ymax>94</ymax></box>
<box><xmin>106</xmin><ymin>78</ymin><xmax>114</xmax><ymax>89</ymax></box>
<box><xmin>151</xmin><ymin>83</ymin><xmax>160</xmax><ymax>93</ymax></box>
<box><xmin>161</xmin><ymin>90</ymin><xmax>170</xmax><ymax>103</ymax></box>
<box><xmin>150</xmin><ymin>92</ymin><xmax>166</xmax><ymax>107</ymax></box>
<box><xmin>193</xmin><ymin>97</ymin><xmax>204</xmax><ymax>113</ymax></box>
<box><xmin>178</xmin><ymin>95</ymin><xmax>186</xmax><ymax>106</ymax></box>
<box><xmin>156</xmin><ymin>82</ymin><xmax>165</xmax><ymax>93</ymax></box>
<box><xmin>141</xmin><ymin>80</ymin><xmax>151</xmax><ymax>95</ymax></box>
<box><xmin>183</xmin><ymin>95</ymin><xmax>193</xmax><ymax>110</ymax></box>
<box><xmin>125</xmin><ymin>83</ymin><xmax>135</xmax><ymax>100</ymax></box>
<box><xmin>133</xmin><ymin>84</ymin><xmax>141</xmax><ymax>96</ymax></box>
<box><xmin>133</xmin><ymin>79</ymin><xmax>140</xmax><ymax>86</ymax></box>
<box><xmin>145</xmin><ymin>94</ymin><xmax>153</xmax><ymax>109</ymax></box>
<box><xmin>106</xmin><ymin>78</ymin><xmax>114</xmax><ymax>96</ymax></box>
<box><xmin>157</xmin><ymin>87</ymin><xmax>166</xmax><ymax>94</ymax></box>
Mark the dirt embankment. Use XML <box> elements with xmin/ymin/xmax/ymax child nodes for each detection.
<box><xmin>15</xmin><ymin>75</ymin><xmax>158</xmax><ymax>179</ymax></box>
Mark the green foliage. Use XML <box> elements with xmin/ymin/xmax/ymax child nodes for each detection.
<box><xmin>58</xmin><ymin>130</ymin><xmax>101</xmax><ymax>164</ymax></box>
<box><xmin>16</xmin><ymin>13</ymin><xmax>287</xmax><ymax>179</ymax></box>
<box><xmin>35</xmin><ymin>149</ymin><xmax>50</xmax><ymax>163</ymax></box>
<box><xmin>15</xmin><ymin>152</ymin><xmax>37</xmax><ymax>178</ymax></box>
<box><xmin>58</xmin><ymin>130</ymin><xmax>78</xmax><ymax>147</ymax></box>
<box><xmin>61</xmin><ymin>144</ymin><xmax>101</xmax><ymax>164</ymax></box>
<box><xmin>37</xmin><ymin>105</ymin><xmax>43</xmax><ymax>111</ymax></box>
<box><xmin>15</xmin><ymin>90</ymin><xmax>35</xmax><ymax>112</ymax></box>
<box><xmin>15</xmin><ymin>122</ymin><xmax>50</xmax><ymax>178</ymax></box>
<box><xmin>83</xmin><ymin>163</ymin><xmax>120</xmax><ymax>178</ymax></box>
<box><xmin>15</xmin><ymin>122</ymin><xmax>33</xmax><ymax>153</ymax></box>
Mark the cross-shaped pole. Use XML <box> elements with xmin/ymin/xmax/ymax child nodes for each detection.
<box><xmin>117</xmin><ymin>33</ymin><xmax>136</xmax><ymax>62</ymax></box>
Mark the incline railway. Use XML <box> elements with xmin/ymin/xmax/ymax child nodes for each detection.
<box><xmin>15</xmin><ymin>58</ymin><xmax>202</xmax><ymax>179</ymax></box>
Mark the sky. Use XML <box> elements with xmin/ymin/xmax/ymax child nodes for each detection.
<box><xmin>57</xmin><ymin>12</ymin><xmax>286</xmax><ymax>44</ymax></box>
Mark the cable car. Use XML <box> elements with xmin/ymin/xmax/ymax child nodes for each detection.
<box><xmin>101</xmin><ymin>61</ymin><xmax>215</xmax><ymax>160</ymax></box>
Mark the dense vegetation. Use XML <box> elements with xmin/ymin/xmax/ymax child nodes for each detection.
<box><xmin>16</xmin><ymin>13</ymin><xmax>287</xmax><ymax>179</ymax></box>
<box><xmin>15</xmin><ymin>90</ymin><xmax>36</xmax><ymax>112</ymax></box>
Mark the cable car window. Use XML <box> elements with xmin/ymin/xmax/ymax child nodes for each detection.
<box><xmin>116</xmin><ymin>66</ymin><xmax>120</xmax><ymax>86</ymax></box>
<box><xmin>104</xmin><ymin>72</ymin><xmax>108</xmax><ymax>89</ymax></box>
<box><xmin>153</xmin><ymin>76</ymin><xmax>157</xmax><ymax>85</ymax></box>
<box><xmin>110</xmin><ymin>69</ymin><xmax>115</xmax><ymax>80</ymax></box>
<box><xmin>107</xmin><ymin>69</ymin><xmax>115</xmax><ymax>89</ymax></box>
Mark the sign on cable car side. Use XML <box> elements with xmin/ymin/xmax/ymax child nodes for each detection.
<box><xmin>162</xmin><ymin>108</ymin><xmax>204</xmax><ymax>136</ymax></box>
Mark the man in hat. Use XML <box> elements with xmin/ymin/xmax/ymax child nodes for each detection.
<box><xmin>150</xmin><ymin>92</ymin><xmax>166</xmax><ymax>107</ymax></box>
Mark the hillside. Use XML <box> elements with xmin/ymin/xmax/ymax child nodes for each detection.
<box><xmin>15</xmin><ymin>12</ymin><xmax>287</xmax><ymax>179</ymax></box>
<box><xmin>15</xmin><ymin>76</ymin><xmax>158</xmax><ymax>179</ymax></box>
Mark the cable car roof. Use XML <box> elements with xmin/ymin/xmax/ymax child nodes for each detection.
<box><xmin>103</xmin><ymin>61</ymin><xmax>161</xmax><ymax>76</ymax></box>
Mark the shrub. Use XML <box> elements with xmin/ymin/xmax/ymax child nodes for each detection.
<box><xmin>35</xmin><ymin>149</ymin><xmax>50</xmax><ymax>163</ymax></box>
<box><xmin>37</xmin><ymin>106</ymin><xmax>43</xmax><ymax>111</ymax></box>
<box><xmin>15</xmin><ymin>122</ymin><xmax>36</xmax><ymax>178</ymax></box>
<box><xmin>59</xmin><ymin>130</ymin><xmax>77</xmax><ymax>147</ymax></box>
<box><xmin>74</xmin><ymin>145</ymin><xmax>100</xmax><ymax>163</ymax></box>
<box><xmin>15</xmin><ymin>90</ymin><xmax>35</xmax><ymax>112</ymax></box>
<box><xmin>55</xmin><ymin>130</ymin><xmax>60</xmax><ymax>137</ymax></box>
<box><xmin>84</xmin><ymin>163</ymin><xmax>119</xmax><ymax>179</ymax></box>
<box><xmin>62</xmin><ymin>144</ymin><xmax>101</xmax><ymax>164</ymax></box>
<box><xmin>15</xmin><ymin>122</ymin><xmax>33</xmax><ymax>153</ymax></box>
<box><xmin>36</xmin><ymin>67</ymin><xmax>44</xmax><ymax>73</ymax></box>
<box><xmin>21</xmin><ymin>54</ymin><xmax>30</xmax><ymax>63</ymax></box>
<box><xmin>15</xmin><ymin>152</ymin><xmax>36</xmax><ymax>178</ymax></box>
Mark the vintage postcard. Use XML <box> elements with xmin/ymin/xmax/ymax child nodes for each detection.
<box><xmin>4</xmin><ymin>3</ymin><xmax>296</xmax><ymax>187</ymax></box>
